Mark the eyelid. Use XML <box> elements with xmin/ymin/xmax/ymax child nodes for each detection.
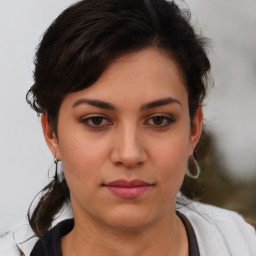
<box><xmin>80</xmin><ymin>114</ymin><xmax>112</xmax><ymax>128</ymax></box>
<box><xmin>144</xmin><ymin>114</ymin><xmax>175</xmax><ymax>127</ymax></box>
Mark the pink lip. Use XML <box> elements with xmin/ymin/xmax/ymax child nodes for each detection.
<box><xmin>104</xmin><ymin>179</ymin><xmax>153</xmax><ymax>199</ymax></box>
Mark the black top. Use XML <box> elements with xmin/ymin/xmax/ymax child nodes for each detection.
<box><xmin>30</xmin><ymin>212</ymin><xmax>200</xmax><ymax>256</ymax></box>
<box><xmin>176</xmin><ymin>211</ymin><xmax>200</xmax><ymax>256</ymax></box>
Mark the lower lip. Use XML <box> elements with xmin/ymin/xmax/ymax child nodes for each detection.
<box><xmin>105</xmin><ymin>186</ymin><xmax>152</xmax><ymax>198</ymax></box>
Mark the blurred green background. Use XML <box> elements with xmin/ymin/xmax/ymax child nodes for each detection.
<box><xmin>195</xmin><ymin>130</ymin><xmax>256</xmax><ymax>228</ymax></box>
<box><xmin>186</xmin><ymin>1</ymin><xmax>256</xmax><ymax>229</ymax></box>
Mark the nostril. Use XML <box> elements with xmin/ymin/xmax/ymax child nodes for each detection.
<box><xmin>114</xmin><ymin>159</ymin><xmax>144</xmax><ymax>169</ymax></box>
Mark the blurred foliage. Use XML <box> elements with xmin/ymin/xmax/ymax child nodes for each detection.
<box><xmin>194</xmin><ymin>129</ymin><xmax>256</xmax><ymax>228</ymax></box>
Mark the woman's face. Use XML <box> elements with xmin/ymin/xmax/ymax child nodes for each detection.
<box><xmin>43</xmin><ymin>47</ymin><xmax>202</xmax><ymax>230</ymax></box>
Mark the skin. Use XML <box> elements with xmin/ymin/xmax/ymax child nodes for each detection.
<box><xmin>42</xmin><ymin>47</ymin><xmax>203</xmax><ymax>256</ymax></box>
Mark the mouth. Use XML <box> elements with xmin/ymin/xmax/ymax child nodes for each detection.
<box><xmin>103</xmin><ymin>179</ymin><xmax>154</xmax><ymax>199</ymax></box>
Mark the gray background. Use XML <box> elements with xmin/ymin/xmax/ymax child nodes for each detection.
<box><xmin>0</xmin><ymin>0</ymin><xmax>256</xmax><ymax>233</ymax></box>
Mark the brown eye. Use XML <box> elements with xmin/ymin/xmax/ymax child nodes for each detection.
<box><xmin>91</xmin><ymin>116</ymin><xmax>104</xmax><ymax>125</ymax></box>
<box><xmin>81</xmin><ymin>115</ymin><xmax>112</xmax><ymax>128</ymax></box>
<box><xmin>152</xmin><ymin>116</ymin><xmax>164</xmax><ymax>125</ymax></box>
<box><xmin>145</xmin><ymin>115</ymin><xmax>175</xmax><ymax>128</ymax></box>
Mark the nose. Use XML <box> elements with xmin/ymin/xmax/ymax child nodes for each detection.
<box><xmin>110</xmin><ymin>125</ymin><xmax>148</xmax><ymax>168</ymax></box>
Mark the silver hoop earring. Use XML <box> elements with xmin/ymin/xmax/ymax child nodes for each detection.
<box><xmin>185</xmin><ymin>155</ymin><xmax>201</xmax><ymax>179</ymax></box>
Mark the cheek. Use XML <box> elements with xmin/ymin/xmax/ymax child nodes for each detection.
<box><xmin>151</xmin><ymin>128</ymin><xmax>190</xmax><ymax>166</ymax></box>
<box><xmin>150</xmin><ymin>133</ymin><xmax>190</xmax><ymax>191</ymax></box>
<box><xmin>57</xmin><ymin>131</ymin><xmax>110</xmax><ymax>185</ymax></box>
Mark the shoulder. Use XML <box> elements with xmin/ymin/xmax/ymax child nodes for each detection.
<box><xmin>0</xmin><ymin>224</ymin><xmax>38</xmax><ymax>256</ymax></box>
<box><xmin>178</xmin><ymin>199</ymin><xmax>256</xmax><ymax>256</ymax></box>
<box><xmin>0</xmin><ymin>207</ymin><xmax>72</xmax><ymax>256</ymax></box>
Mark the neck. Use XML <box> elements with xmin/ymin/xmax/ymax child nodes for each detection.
<box><xmin>61</xmin><ymin>209</ymin><xmax>188</xmax><ymax>256</ymax></box>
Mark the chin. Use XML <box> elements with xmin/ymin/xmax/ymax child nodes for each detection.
<box><xmin>104</xmin><ymin>205</ymin><xmax>163</xmax><ymax>230</ymax></box>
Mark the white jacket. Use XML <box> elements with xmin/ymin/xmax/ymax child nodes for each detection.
<box><xmin>1</xmin><ymin>201</ymin><xmax>255</xmax><ymax>256</ymax></box>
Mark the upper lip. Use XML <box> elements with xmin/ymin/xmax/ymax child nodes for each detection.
<box><xmin>105</xmin><ymin>179</ymin><xmax>152</xmax><ymax>187</ymax></box>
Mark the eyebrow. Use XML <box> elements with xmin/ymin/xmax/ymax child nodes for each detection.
<box><xmin>72</xmin><ymin>99</ymin><xmax>115</xmax><ymax>109</ymax></box>
<box><xmin>72</xmin><ymin>97</ymin><xmax>182</xmax><ymax>110</ymax></box>
<box><xmin>141</xmin><ymin>97</ymin><xmax>182</xmax><ymax>110</ymax></box>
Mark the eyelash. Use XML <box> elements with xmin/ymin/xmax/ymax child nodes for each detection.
<box><xmin>144</xmin><ymin>115</ymin><xmax>175</xmax><ymax>128</ymax></box>
<box><xmin>81</xmin><ymin>115</ymin><xmax>112</xmax><ymax>128</ymax></box>
<box><xmin>81</xmin><ymin>115</ymin><xmax>175</xmax><ymax>129</ymax></box>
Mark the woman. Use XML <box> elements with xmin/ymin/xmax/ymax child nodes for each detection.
<box><xmin>1</xmin><ymin>0</ymin><xmax>255</xmax><ymax>255</ymax></box>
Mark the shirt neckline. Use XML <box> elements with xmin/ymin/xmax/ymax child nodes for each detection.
<box><xmin>176</xmin><ymin>211</ymin><xmax>200</xmax><ymax>256</ymax></box>
<box><xmin>31</xmin><ymin>213</ymin><xmax>200</xmax><ymax>256</ymax></box>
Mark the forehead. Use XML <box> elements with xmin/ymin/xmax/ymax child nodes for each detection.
<box><xmin>62</xmin><ymin>47</ymin><xmax>188</xmax><ymax>109</ymax></box>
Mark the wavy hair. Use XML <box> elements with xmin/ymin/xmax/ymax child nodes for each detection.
<box><xmin>26</xmin><ymin>0</ymin><xmax>211</xmax><ymax>237</ymax></box>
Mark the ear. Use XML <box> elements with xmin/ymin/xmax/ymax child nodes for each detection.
<box><xmin>41</xmin><ymin>113</ymin><xmax>61</xmax><ymax>160</ymax></box>
<box><xmin>189</xmin><ymin>106</ymin><xmax>203</xmax><ymax>155</ymax></box>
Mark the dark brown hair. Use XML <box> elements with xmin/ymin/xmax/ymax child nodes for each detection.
<box><xmin>26</xmin><ymin>0</ymin><xmax>211</xmax><ymax>237</ymax></box>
